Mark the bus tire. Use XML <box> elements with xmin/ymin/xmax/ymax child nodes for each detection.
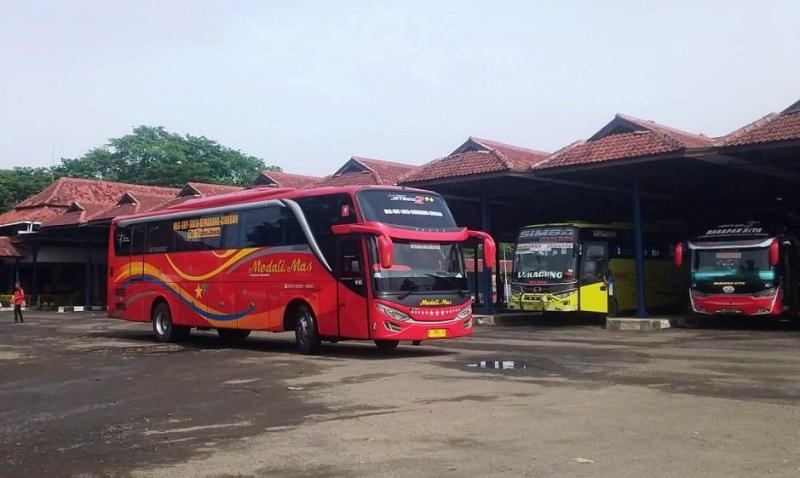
<box><xmin>152</xmin><ymin>302</ymin><xmax>189</xmax><ymax>343</ymax></box>
<box><xmin>374</xmin><ymin>340</ymin><xmax>399</xmax><ymax>352</ymax></box>
<box><xmin>607</xmin><ymin>297</ymin><xmax>618</xmax><ymax>319</ymax></box>
<box><xmin>217</xmin><ymin>328</ymin><xmax>251</xmax><ymax>341</ymax></box>
<box><xmin>294</xmin><ymin>305</ymin><xmax>321</xmax><ymax>355</ymax></box>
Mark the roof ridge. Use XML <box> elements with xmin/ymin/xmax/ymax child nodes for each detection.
<box><xmin>486</xmin><ymin>148</ymin><xmax>513</xmax><ymax>170</ymax></box>
<box><xmin>532</xmin><ymin>140</ymin><xmax>586</xmax><ymax>169</ymax></box>
<box><xmin>720</xmin><ymin>112</ymin><xmax>779</xmax><ymax>145</ymax></box>
<box><xmin>58</xmin><ymin>176</ymin><xmax>180</xmax><ymax>193</ymax></box>
<box><xmin>262</xmin><ymin>170</ymin><xmax>321</xmax><ymax>180</ymax></box>
<box><xmin>616</xmin><ymin>113</ymin><xmax>710</xmax><ymax>147</ymax></box>
<box><xmin>470</xmin><ymin>136</ymin><xmax>551</xmax><ymax>156</ymax></box>
<box><xmin>351</xmin><ymin>156</ymin><xmax>416</xmax><ymax>168</ymax></box>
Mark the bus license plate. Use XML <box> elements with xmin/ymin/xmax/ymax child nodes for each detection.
<box><xmin>427</xmin><ymin>329</ymin><xmax>447</xmax><ymax>338</ymax></box>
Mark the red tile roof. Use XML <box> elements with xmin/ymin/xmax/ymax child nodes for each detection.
<box><xmin>315</xmin><ymin>157</ymin><xmax>417</xmax><ymax>187</ymax></box>
<box><xmin>468</xmin><ymin>137</ymin><xmax>550</xmax><ymax>170</ymax></box>
<box><xmin>88</xmin><ymin>191</ymin><xmax>182</xmax><ymax>223</ymax></box>
<box><xmin>534</xmin><ymin>114</ymin><xmax>712</xmax><ymax>170</ymax></box>
<box><xmin>534</xmin><ymin>132</ymin><xmax>677</xmax><ymax>170</ymax></box>
<box><xmin>0</xmin><ymin>236</ymin><xmax>23</xmax><ymax>258</ymax></box>
<box><xmin>0</xmin><ymin>205</ymin><xmax>67</xmax><ymax>226</ymax></box>
<box><xmin>42</xmin><ymin>201</ymin><xmax>109</xmax><ymax>228</ymax></box>
<box><xmin>400</xmin><ymin>151</ymin><xmax>508</xmax><ymax>183</ymax></box>
<box><xmin>616</xmin><ymin>114</ymin><xmax>714</xmax><ymax>149</ymax></box>
<box><xmin>16</xmin><ymin>177</ymin><xmax>177</xmax><ymax>209</ymax></box>
<box><xmin>183</xmin><ymin>182</ymin><xmax>244</xmax><ymax>197</ymax></box>
<box><xmin>723</xmin><ymin>101</ymin><xmax>800</xmax><ymax>147</ymax></box>
<box><xmin>250</xmin><ymin>170</ymin><xmax>320</xmax><ymax>189</ymax></box>
<box><xmin>400</xmin><ymin>136</ymin><xmax>549</xmax><ymax>183</ymax></box>
<box><xmin>0</xmin><ymin>177</ymin><xmax>180</xmax><ymax>228</ymax></box>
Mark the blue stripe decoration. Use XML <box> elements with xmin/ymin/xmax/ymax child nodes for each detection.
<box><xmin>122</xmin><ymin>275</ymin><xmax>255</xmax><ymax>322</ymax></box>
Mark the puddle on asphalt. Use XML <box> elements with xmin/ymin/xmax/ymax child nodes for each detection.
<box><xmin>467</xmin><ymin>360</ymin><xmax>529</xmax><ymax>370</ymax></box>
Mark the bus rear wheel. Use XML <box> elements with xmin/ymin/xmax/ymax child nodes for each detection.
<box><xmin>152</xmin><ymin>302</ymin><xmax>190</xmax><ymax>343</ymax></box>
<box><xmin>217</xmin><ymin>328</ymin><xmax>251</xmax><ymax>341</ymax></box>
<box><xmin>374</xmin><ymin>340</ymin><xmax>399</xmax><ymax>352</ymax></box>
<box><xmin>294</xmin><ymin>305</ymin><xmax>321</xmax><ymax>355</ymax></box>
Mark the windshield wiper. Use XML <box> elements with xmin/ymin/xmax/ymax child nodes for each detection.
<box><xmin>398</xmin><ymin>282</ymin><xmax>420</xmax><ymax>300</ymax></box>
<box><xmin>424</xmin><ymin>273</ymin><xmax>466</xmax><ymax>297</ymax></box>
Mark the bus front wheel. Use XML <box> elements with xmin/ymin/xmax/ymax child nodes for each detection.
<box><xmin>294</xmin><ymin>305</ymin><xmax>321</xmax><ymax>355</ymax></box>
<box><xmin>607</xmin><ymin>297</ymin><xmax>619</xmax><ymax>319</ymax></box>
<box><xmin>374</xmin><ymin>340</ymin><xmax>399</xmax><ymax>352</ymax></box>
<box><xmin>152</xmin><ymin>302</ymin><xmax>190</xmax><ymax>343</ymax></box>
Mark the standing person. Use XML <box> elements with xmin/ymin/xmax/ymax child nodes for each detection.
<box><xmin>13</xmin><ymin>282</ymin><xmax>24</xmax><ymax>323</ymax></box>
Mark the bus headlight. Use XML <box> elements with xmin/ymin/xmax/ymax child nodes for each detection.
<box><xmin>753</xmin><ymin>288</ymin><xmax>776</xmax><ymax>298</ymax></box>
<box><xmin>376</xmin><ymin>303</ymin><xmax>411</xmax><ymax>322</ymax></box>
<box><xmin>690</xmin><ymin>289</ymin><xmax>709</xmax><ymax>298</ymax></box>
<box><xmin>455</xmin><ymin>304</ymin><xmax>472</xmax><ymax>320</ymax></box>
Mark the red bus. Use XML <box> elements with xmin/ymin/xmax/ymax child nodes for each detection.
<box><xmin>108</xmin><ymin>186</ymin><xmax>495</xmax><ymax>353</ymax></box>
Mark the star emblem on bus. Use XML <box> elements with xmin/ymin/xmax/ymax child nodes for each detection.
<box><xmin>195</xmin><ymin>282</ymin><xmax>207</xmax><ymax>299</ymax></box>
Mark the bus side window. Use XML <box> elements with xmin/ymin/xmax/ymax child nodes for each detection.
<box><xmin>221</xmin><ymin>220</ymin><xmax>240</xmax><ymax>249</ymax></box>
<box><xmin>581</xmin><ymin>243</ymin><xmax>608</xmax><ymax>282</ymax></box>
<box><xmin>240</xmin><ymin>206</ymin><xmax>284</xmax><ymax>247</ymax></box>
<box><xmin>296</xmin><ymin>194</ymin><xmax>357</xmax><ymax>265</ymax></box>
<box><xmin>282</xmin><ymin>208</ymin><xmax>307</xmax><ymax>246</ymax></box>
<box><xmin>130</xmin><ymin>224</ymin><xmax>146</xmax><ymax>255</ymax></box>
<box><xmin>115</xmin><ymin>226</ymin><xmax>131</xmax><ymax>256</ymax></box>
<box><xmin>147</xmin><ymin>220</ymin><xmax>173</xmax><ymax>253</ymax></box>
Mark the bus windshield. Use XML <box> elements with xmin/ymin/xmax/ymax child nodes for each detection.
<box><xmin>357</xmin><ymin>190</ymin><xmax>458</xmax><ymax>229</ymax></box>
<box><xmin>693</xmin><ymin>247</ymin><xmax>774</xmax><ymax>281</ymax></box>
<box><xmin>371</xmin><ymin>240</ymin><xmax>468</xmax><ymax>294</ymax></box>
<box><xmin>514</xmin><ymin>227</ymin><xmax>577</xmax><ymax>284</ymax></box>
<box><xmin>514</xmin><ymin>242</ymin><xmax>577</xmax><ymax>284</ymax></box>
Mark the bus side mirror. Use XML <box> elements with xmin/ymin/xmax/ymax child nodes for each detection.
<box><xmin>377</xmin><ymin>235</ymin><xmax>394</xmax><ymax>269</ymax></box>
<box><xmin>468</xmin><ymin>230</ymin><xmax>496</xmax><ymax>270</ymax></box>
<box><xmin>770</xmin><ymin>240</ymin><xmax>779</xmax><ymax>266</ymax></box>
<box><xmin>674</xmin><ymin>242</ymin><xmax>684</xmax><ymax>268</ymax></box>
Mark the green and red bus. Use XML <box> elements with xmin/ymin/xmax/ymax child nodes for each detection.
<box><xmin>676</xmin><ymin>222</ymin><xmax>798</xmax><ymax>317</ymax></box>
<box><xmin>108</xmin><ymin>186</ymin><xmax>495</xmax><ymax>353</ymax></box>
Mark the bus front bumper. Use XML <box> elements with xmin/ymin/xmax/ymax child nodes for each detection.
<box><xmin>373</xmin><ymin>316</ymin><xmax>473</xmax><ymax>341</ymax></box>
<box><xmin>690</xmin><ymin>291</ymin><xmax>781</xmax><ymax>316</ymax></box>
<box><xmin>509</xmin><ymin>292</ymin><xmax>579</xmax><ymax>312</ymax></box>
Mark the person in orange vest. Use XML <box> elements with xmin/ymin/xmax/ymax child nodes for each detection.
<box><xmin>13</xmin><ymin>282</ymin><xmax>24</xmax><ymax>323</ymax></box>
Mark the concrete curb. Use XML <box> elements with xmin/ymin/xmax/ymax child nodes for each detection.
<box><xmin>475</xmin><ymin>313</ymin><xmax>542</xmax><ymax>326</ymax></box>
<box><xmin>605</xmin><ymin>317</ymin><xmax>672</xmax><ymax>331</ymax></box>
<box><xmin>57</xmin><ymin>306</ymin><xmax>107</xmax><ymax>313</ymax></box>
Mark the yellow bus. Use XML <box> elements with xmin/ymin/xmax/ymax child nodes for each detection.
<box><xmin>507</xmin><ymin>223</ymin><xmax>686</xmax><ymax>316</ymax></box>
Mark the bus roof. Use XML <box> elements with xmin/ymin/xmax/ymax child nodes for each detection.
<box><xmin>518</xmin><ymin>222</ymin><xmax>685</xmax><ymax>233</ymax></box>
<box><xmin>519</xmin><ymin>222</ymin><xmax>634</xmax><ymax>230</ymax></box>
<box><xmin>111</xmin><ymin>185</ymin><xmax>436</xmax><ymax>225</ymax></box>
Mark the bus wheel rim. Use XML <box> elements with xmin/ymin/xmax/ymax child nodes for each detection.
<box><xmin>156</xmin><ymin>312</ymin><xmax>168</xmax><ymax>335</ymax></box>
<box><xmin>298</xmin><ymin>314</ymin><xmax>308</xmax><ymax>345</ymax></box>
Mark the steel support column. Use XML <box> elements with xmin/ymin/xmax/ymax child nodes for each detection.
<box><xmin>31</xmin><ymin>246</ymin><xmax>38</xmax><ymax>307</ymax></box>
<box><xmin>14</xmin><ymin>258</ymin><xmax>20</xmax><ymax>282</ymax></box>
<box><xmin>633</xmin><ymin>177</ymin><xmax>647</xmax><ymax>317</ymax></box>
<box><xmin>85</xmin><ymin>238</ymin><xmax>92</xmax><ymax>308</ymax></box>
<box><xmin>480</xmin><ymin>185</ymin><xmax>494</xmax><ymax>313</ymax></box>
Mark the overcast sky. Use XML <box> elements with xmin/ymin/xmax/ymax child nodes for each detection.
<box><xmin>1</xmin><ymin>1</ymin><xmax>798</xmax><ymax>175</ymax></box>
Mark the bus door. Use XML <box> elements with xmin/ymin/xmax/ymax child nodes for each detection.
<box><xmin>127</xmin><ymin>223</ymin><xmax>147</xmax><ymax>321</ymax></box>
<box><xmin>580</xmin><ymin>242</ymin><xmax>609</xmax><ymax>313</ymax></box>
<box><xmin>335</xmin><ymin>236</ymin><xmax>370</xmax><ymax>339</ymax></box>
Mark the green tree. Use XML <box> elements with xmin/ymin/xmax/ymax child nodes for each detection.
<box><xmin>0</xmin><ymin>167</ymin><xmax>57</xmax><ymax>213</ymax></box>
<box><xmin>54</xmin><ymin>126</ymin><xmax>279</xmax><ymax>187</ymax></box>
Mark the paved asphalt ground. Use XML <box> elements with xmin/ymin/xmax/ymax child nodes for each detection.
<box><xmin>2</xmin><ymin>312</ymin><xmax>800</xmax><ymax>477</ymax></box>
